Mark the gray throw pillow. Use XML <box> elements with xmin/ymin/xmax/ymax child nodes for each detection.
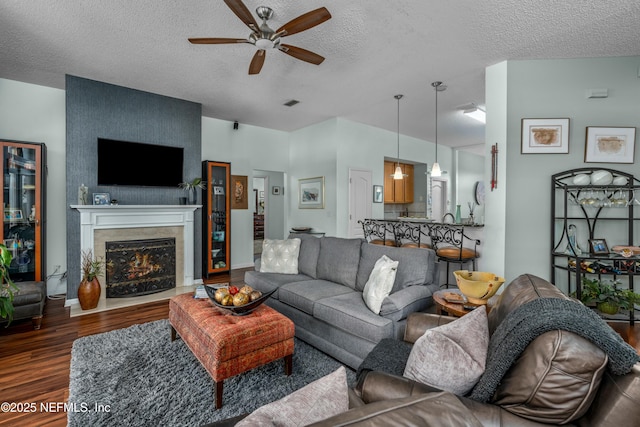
<box><xmin>260</xmin><ymin>238</ymin><xmax>301</xmax><ymax>274</ymax></box>
<box><xmin>236</xmin><ymin>366</ymin><xmax>349</xmax><ymax>426</ymax></box>
<box><xmin>403</xmin><ymin>305</ymin><xmax>489</xmax><ymax>395</ymax></box>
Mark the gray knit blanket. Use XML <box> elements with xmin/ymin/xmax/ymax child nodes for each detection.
<box><xmin>469</xmin><ymin>297</ymin><xmax>640</xmax><ymax>403</ymax></box>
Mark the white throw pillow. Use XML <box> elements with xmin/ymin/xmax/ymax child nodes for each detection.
<box><xmin>236</xmin><ymin>366</ymin><xmax>349</xmax><ymax>427</ymax></box>
<box><xmin>260</xmin><ymin>238</ymin><xmax>301</xmax><ymax>274</ymax></box>
<box><xmin>403</xmin><ymin>305</ymin><xmax>489</xmax><ymax>396</ymax></box>
<box><xmin>362</xmin><ymin>255</ymin><xmax>399</xmax><ymax>314</ymax></box>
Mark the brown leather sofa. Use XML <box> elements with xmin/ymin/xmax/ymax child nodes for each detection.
<box><xmin>205</xmin><ymin>274</ymin><xmax>640</xmax><ymax>426</ymax></box>
<box><xmin>309</xmin><ymin>274</ymin><xmax>640</xmax><ymax>426</ymax></box>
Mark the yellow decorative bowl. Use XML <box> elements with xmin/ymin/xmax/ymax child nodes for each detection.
<box><xmin>453</xmin><ymin>270</ymin><xmax>506</xmax><ymax>305</ymax></box>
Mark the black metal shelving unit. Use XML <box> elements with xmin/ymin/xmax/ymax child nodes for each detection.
<box><xmin>551</xmin><ymin>168</ymin><xmax>639</xmax><ymax>324</ymax></box>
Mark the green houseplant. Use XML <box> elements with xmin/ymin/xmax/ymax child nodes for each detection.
<box><xmin>579</xmin><ymin>277</ymin><xmax>640</xmax><ymax>315</ymax></box>
<box><xmin>179</xmin><ymin>177</ymin><xmax>206</xmax><ymax>204</ymax></box>
<box><xmin>0</xmin><ymin>243</ymin><xmax>17</xmax><ymax>324</ymax></box>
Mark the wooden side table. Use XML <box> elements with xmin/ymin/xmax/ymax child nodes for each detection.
<box><xmin>432</xmin><ymin>289</ymin><xmax>492</xmax><ymax>317</ymax></box>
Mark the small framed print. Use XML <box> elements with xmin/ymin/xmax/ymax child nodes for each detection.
<box><xmin>373</xmin><ymin>185</ymin><xmax>383</xmax><ymax>203</ymax></box>
<box><xmin>298</xmin><ymin>176</ymin><xmax>325</xmax><ymax>209</ymax></box>
<box><xmin>4</xmin><ymin>208</ymin><xmax>23</xmax><ymax>220</ymax></box>
<box><xmin>521</xmin><ymin>118</ymin><xmax>570</xmax><ymax>154</ymax></box>
<box><xmin>272</xmin><ymin>186</ymin><xmax>281</xmax><ymax>195</ymax></box>
<box><xmin>92</xmin><ymin>193</ymin><xmax>110</xmax><ymax>205</ymax></box>
<box><xmin>584</xmin><ymin>126</ymin><xmax>636</xmax><ymax>163</ymax></box>
<box><xmin>213</xmin><ymin>186</ymin><xmax>224</xmax><ymax>195</ymax></box>
<box><xmin>589</xmin><ymin>239</ymin><xmax>609</xmax><ymax>255</ymax></box>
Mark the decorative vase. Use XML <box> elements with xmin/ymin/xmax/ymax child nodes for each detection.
<box><xmin>78</xmin><ymin>277</ymin><xmax>101</xmax><ymax>310</ymax></box>
<box><xmin>597</xmin><ymin>302</ymin><xmax>619</xmax><ymax>315</ymax></box>
<box><xmin>188</xmin><ymin>188</ymin><xmax>197</xmax><ymax>205</ymax></box>
<box><xmin>455</xmin><ymin>205</ymin><xmax>462</xmax><ymax>224</ymax></box>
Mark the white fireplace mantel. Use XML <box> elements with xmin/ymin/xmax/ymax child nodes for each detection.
<box><xmin>69</xmin><ymin>205</ymin><xmax>201</xmax><ymax>312</ymax></box>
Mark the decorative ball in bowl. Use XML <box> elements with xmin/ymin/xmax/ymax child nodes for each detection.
<box><xmin>453</xmin><ymin>270</ymin><xmax>506</xmax><ymax>305</ymax></box>
<box><xmin>204</xmin><ymin>284</ymin><xmax>275</xmax><ymax>315</ymax></box>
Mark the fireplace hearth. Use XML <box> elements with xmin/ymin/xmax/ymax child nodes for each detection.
<box><xmin>105</xmin><ymin>237</ymin><xmax>176</xmax><ymax>298</ymax></box>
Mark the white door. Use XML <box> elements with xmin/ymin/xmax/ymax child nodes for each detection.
<box><xmin>349</xmin><ymin>169</ymin><xmax>372</xmax><ymax>238</ymax></box>
<box><xmin>431</xmin><ymin>178</ymin><xmax>447</xmax><ymax>221</ymax></box>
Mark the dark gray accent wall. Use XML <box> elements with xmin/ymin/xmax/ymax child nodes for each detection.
<box><xmin>66</xmin><ymin>75</ymin><xmax>202</xmax><ymax>299</ymax></box>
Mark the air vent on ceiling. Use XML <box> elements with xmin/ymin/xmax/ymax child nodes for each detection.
<box><xmin>283</xmin><ymin>99</ymin><xmax>300</xmax><ymax>107</ymax></box>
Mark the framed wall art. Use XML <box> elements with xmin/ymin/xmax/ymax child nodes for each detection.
<box><xmin>584</xmin><ymin>126</ymin><xmax>636</xmax><ymax>163</ymax></box>
<box><xmin>521</xmin><ymin>118</ymin><xmax>570</xmax><ymax>154</ymax></box>
<box><xmin>272</xmin><ymin>186</ymin><xmax>281</xmax><ymax>195</ymax></box>
<box><xmin>298</xmin><ymin>176</ymin><xmax>325</xmax><ymax>209</ymax></box>
<box><xmin>231</xmin><ymin>175</ymin><xmax>248</xmax><ymax>209</ymax></box>
<box><xmin>373</xmin><ymin>185</ymin><xmax>383</xmax><ymax>203</ymax></box>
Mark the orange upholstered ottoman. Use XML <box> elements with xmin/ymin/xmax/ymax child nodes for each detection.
<box><xmin>169</xmin><ymin>293</ymin><xmax>295</xmax><ymax>408</ymax></box>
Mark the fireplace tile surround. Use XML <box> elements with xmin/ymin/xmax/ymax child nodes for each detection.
<box><xmin>69</xmin><ymin>205</ymin><xmax>202</xmax><ymax>316</ymax></box>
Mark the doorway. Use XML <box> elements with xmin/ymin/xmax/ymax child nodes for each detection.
<box><xmin>253</xmin><ymin>176</ymin><xmax>267</xmax><ymax>257</ymax></box>
<box><xmin>430</xmin><ymin>177</ymin><xmax>448</xmax><ymax>221</ymax></box>
<box><xmin>348</xmin><ymin>169</ymin><xmax>372</xmax><ymax>238</ymax></box>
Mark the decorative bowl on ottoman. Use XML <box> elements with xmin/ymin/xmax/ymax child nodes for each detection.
<box><xmin>453</xmin><ymin>270</ymin><xmax>506</xmax><ymax>305</ymax></box>
<box><xmin>204</xmin><ymin>285</ymin><xmax>276</xmax><ymax>315</ymax></box>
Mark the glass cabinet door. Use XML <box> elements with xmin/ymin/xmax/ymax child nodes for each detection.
<box><xmin>202</xmin><ymin>161</ymin><xmax>231</xmax><ymax>277</ymax></box>
<box><xmin>1</xmin><ymin>140</ymin><xmax>45</xmax><ymax>282</ymax></box>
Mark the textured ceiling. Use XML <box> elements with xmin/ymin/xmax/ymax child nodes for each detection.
<box><xmin>2</xmin><ymin>1</ymin><xmax>640</xmax><ymax>154</ymax></box>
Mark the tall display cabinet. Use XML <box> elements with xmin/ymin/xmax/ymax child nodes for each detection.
<box><xmin>0</xmin><ymin>140</ymin><xmax>46</xmax><ymax>282</ymax></box>
<box><xmin>202</xmin><ymin>161</ymin><xmax>231</xmax><ymax>277</ymax></box>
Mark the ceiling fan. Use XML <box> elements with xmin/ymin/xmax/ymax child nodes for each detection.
<box><xmin>189</xmin><ymin>0</ymin><xmax>331</xmax><ymax>75</ymax></box>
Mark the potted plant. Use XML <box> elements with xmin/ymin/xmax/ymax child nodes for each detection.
<box><xmin>579</xmin><ymin>277</ymin><xmax>640</xmax><ymax>315</ymax></box>
<box><xmin>78</xmin><ymin>249</ymin><xmax>105</xmax><ymax>310</ymax></box>
<box><xmin>0</xmin><ymin>244</ymin><xmax>17</xmax><ymax>324</ymax></box>
<box><xmin>179</xmin><ymin>177</ymin><xmax>206</xmax><ymax>204</ymax></box>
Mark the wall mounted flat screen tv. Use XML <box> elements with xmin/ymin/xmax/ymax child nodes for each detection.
<box><xmin>97</xmin><ymin>138</ymin><xmax>184</xmax><ymax>187</ymax></box>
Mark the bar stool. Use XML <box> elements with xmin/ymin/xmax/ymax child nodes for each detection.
<box><xmin>429</xmin><ymin>224</ymin><xmax>480</xmax><ymax>288</ymax></box>
<box><xmin>359</xmin><ymin>219</ymin><xmax>396</xmax><ymax>246</ymax></box>
<box><xmin>393</xmin><ymin>221</ymin><xmax>431</xmax><ymax>249</ymax></box>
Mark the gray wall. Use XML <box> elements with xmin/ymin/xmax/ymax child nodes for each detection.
<box><xmin>65</xmin><ymin>75</ymin><xmax>202</xmax><ymax>299</ymax></box>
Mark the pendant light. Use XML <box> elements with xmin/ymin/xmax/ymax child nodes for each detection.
<box><xmin>392</xmin><ymin>94</ymin><xmax>407</xmax><ymax>180</ymax></box>
<box><xmin>431</xmin><ymin>81</ymin><xmax>446</xmax><ymax>177</ymax></box>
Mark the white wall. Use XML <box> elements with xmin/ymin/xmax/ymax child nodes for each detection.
<box><xmin>0</xmin><ymin>79</ymin><xmax>67</xmax><ymax>295</ymax></box>
<box><xmin>201</xmin><ymin>117</ymin><xmax>289</xmax><ymax>269</ymax></box>
<box><xmin>488</xmin><ymin>56</ymin><xmax>640</xmax><ymax>291</ymax></box>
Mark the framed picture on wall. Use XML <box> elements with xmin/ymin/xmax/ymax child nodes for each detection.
<box><xmin>272</xmin><ymin>186</ymin><xmax>281</xmax><ymax>195</ymax></box>
<box><xmin>298</xmin><ymin>176</ymin><xmax>325</xmax><ymax>209</ymax></box>
<box><xmin>373</xmin><ymin>185</ymin><xmax>383</xmax><ymax>203</ymax></box>
<box><xmin>584</xmin><ymin>126</ymin><xmax>636</xmax><ymax>163</ymax></box>
<box><xmin>231</xmin><ymin>175</ymin><xmax>248</xmax><ymax>209</ymax></box>
<box><xmin>521</xmin><ymin>118</ymin><xmax>570</xmax><ymax>154</ymax></box>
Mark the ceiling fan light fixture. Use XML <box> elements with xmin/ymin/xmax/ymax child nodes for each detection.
<box><xmin>463</xmin><ymin>107</ymin><xmax>486</xmax><ymax>123</ymax></box>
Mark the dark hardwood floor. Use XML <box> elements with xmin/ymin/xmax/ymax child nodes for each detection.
<box><xmin>1</xmin><ymin>267</ymin><xmax>638</xmax><ymax>426</ymax></box>
<box><xmin>0</xmin><ymin>269</ymin><xmax>246</xmax><ymax>427</ymax></box>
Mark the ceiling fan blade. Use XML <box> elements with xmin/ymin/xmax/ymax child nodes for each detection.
<box><xmin>276</xmin><ymin>7</ymin><xmax>331</xmax><ymax>37</ymax></box>
<box><xmin>189</xmin><ymin>37</ymin><xmax>248</xmax><ymax>44</ymax></box>
<box><xmin>279</xmin><ymin>44</ymin><xmax>325</xmax><ymax>65</ymax></box>
<box><xmin>249</xmin><ymin>50</ymin><xmax>266</xmax><ymax>75</ymax></box>
<box><xmin>224</xmin><ymin>0</ymin><xmax>259</xmax><ymax>31</ymax></box>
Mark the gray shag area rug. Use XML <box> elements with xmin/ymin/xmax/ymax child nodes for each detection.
<box><xmin>68</xmin><ymin>319</ymin><xmax>356</xmax><ymax>427</ymax></box>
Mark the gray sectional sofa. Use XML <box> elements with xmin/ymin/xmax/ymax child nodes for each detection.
<box><xmin>244</xmin><ymin>234</ymin><xmax>439</xmax><ymax>369</ymax></box>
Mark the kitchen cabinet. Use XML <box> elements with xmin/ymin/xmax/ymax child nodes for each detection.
<box><xmin>384</xmin><ymin>161</ymin><xmax>414</xmax><ymax>203</ymax></box>
<box><xmin>1</xmin><ymin>139</ymin><xmax>46</xmax><ymax>282</ymax></box>
<box><xmin>202</xmin><ymin>161</ymin><xmax>231</xmax><ymax>277</ymax></box>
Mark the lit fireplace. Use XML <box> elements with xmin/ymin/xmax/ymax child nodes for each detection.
<box><xmin>105</xmin><ymin>238</ymin><xmax>176</xmax><ymax>298</ymax></box>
